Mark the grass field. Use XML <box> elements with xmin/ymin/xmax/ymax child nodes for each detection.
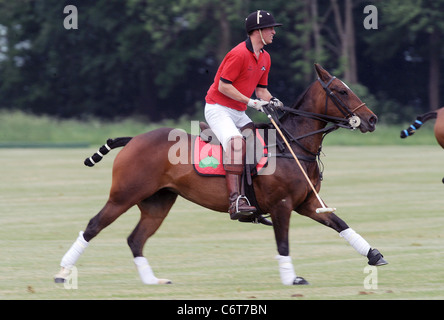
<box><xmin>1</xmin><ymin>143</ymin><xmax>443</xmax><ymax>300</ymax></box>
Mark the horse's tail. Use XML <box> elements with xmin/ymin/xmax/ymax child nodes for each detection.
<box><xmin>400</xmin><ymin>111</ymin><xmax>437</xmax><ymax>139</ymax></box>
<box><xmin>84</xmin><ymin>137</ymin><xmax>133</xmax><ymax>167</ymax></box>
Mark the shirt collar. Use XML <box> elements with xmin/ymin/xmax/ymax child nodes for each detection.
<box><xmin>245</xmin><ymin>37</ymin><xmax>263</xmax><ymax>54</ymax></box>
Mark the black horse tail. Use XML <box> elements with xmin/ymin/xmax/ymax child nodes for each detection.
<box><xmin>400</xmin><ymin>111</ymin><xmax>437</xmax><ymax>139</ymax></box>
<box><xmin>84</xmin><ymin>137</ymin><xmax>133</xmax><ymax>167</ymax></box>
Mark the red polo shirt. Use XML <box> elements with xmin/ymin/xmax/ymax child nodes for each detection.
<box><xmin>205</xmin><ymin>38</ymin><xmax>271</xmax><ymax>111</ymax></box>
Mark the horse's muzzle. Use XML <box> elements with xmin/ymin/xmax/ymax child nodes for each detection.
<box><xmin>360</xmin><ymin>114</ymin><xmax>378</xmax><ymax>133</ymax></box>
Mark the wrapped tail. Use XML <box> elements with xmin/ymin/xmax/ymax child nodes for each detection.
<box><xmin>400</xmin><ymin>119</ymin><xmax>424</xmax><ymax>138</ymax></box>
<box><xmin>84</xmin><ymin>137</ymin><xmax>132</xmax><ymax>167</ymax></box>
<box><xmin>400</xmin><ymin>111</ymin><xmax>437</xmax><ymax>139</ymax></box>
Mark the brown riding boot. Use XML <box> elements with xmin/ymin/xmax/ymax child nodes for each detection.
<box><xmin>224</xmin><ymin>137</ymin><xmax>256</xmax><ymax>220</ymax></box>
<box><xmin>225</xmin><ymin>173</ymin><xmax>257</xmax><ymax>220</ymax></box>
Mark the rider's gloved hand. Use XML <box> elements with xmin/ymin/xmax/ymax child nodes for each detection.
<box><xmin>269</xmin><ymin>97</ymin><xmax>284</xmax><ymax>108</ymax></box>
<box><xmin>247</xmin><ymin>99</ymin><xmax>269</xmax><ymax>112</ymax></box>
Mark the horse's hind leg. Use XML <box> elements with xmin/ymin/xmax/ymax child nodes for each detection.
<box><xmin>297</xmin><ymin>198</ymin><xmax>388</xmax><ymax>266</ymax></box>
<box><xmin>54</xmin><ymin>200</ymin><xmax>131</xmax><ymax>283</ymax></box>
<box><xmin>128</xmin><ymin>189</ymin><xmax>178</xmax><ymax>285</ymax></box>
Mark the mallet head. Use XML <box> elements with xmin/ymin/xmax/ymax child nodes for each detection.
<box><xmin>316</xmin><ymin>207</ymin><xmax>336</xmax><ymax>214</ymax></box>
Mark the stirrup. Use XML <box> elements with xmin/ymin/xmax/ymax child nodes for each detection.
<box><xmin>236</xmin><ymin>195</ymin><xmax>253</xmax><ymax>211</ymax></box>
<box><xmin>230</xmin><ymin>195</ymin><xmax>256</xmax><ymax>220</ymax></box>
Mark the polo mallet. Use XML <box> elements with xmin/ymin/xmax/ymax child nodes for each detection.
<box><xmin>265</xmin><ymin>108</ymin><xmax>336</xmax><ymax>214</ymax></box>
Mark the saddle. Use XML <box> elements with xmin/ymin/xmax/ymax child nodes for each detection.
<box><xmin>194</xmin><ymin>122</ymin><xmax>271</xmax><ymax>225</ymax></box>
<box><xmin>194</xmin><ymin>122</ymin><xmax>269</xmax><ymax>177</ymax></box>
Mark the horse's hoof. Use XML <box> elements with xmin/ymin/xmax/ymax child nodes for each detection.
<box><xmin>293</xmin><ymin>277</ymin><xmax>309</xmax><ymax>285</ymax></box>
<box><xmin>158</xmin><ymin>279</ymin><xmax>172</xmax><ymax>284</ymax></box>
<box><xmin>367</xmin><ymin>248</ymin><xmax>388</xmax><ymax>266</ymax></box>
<box><xmin>54</xmin><ymin>267</ymin><xmax>70</xmax><ymax>283</ymax></box>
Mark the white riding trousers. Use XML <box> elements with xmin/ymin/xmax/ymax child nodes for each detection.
<box><xmin>204</xmin><ymin>103</ymin><xmax>252</xmax><ymax>151</ymax></box>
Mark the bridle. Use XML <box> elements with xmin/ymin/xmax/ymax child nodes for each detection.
<box><xmin>268</xmin><ymin>76</ymin><xmax>367</xmax><ymax>132</ymax></box>
<box><xmin>264</xmin><ymin>76</ymin><xmax>368</xmax><ymax>157</ymax></box>
<box><xmin>317</xmin><ymin>76</ymin><xmax>365</xmax><ymax>129</ymax></box>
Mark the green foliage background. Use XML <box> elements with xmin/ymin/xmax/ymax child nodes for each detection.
<box><xmin>1</xmin><ymin>0</ymin><xmax>444</xmax><ymax>123</ymax></box>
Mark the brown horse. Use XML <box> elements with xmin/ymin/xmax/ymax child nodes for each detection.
<box><xmin>401</xmin><ymin>107</ymin><xmax>444</xmax><ymax>148</ymax></box>
<box><xmin>54</xmin><ymin>64</ymin><xmax>386</xmax><ymax>286</ymax></box>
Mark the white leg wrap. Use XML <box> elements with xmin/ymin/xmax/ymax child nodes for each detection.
<box><xmin>339</xmin><ymin>228</ymin><xmax>371</xmax><ymax>256</ymax></box>
<box><xmin>134</xmin><ymin>257</ymin><xmax>160</xmax><ymax>285</ymax></box>
<box><xmin>275</xmin><ymin>255</ymin><xmax>296</xmax><ymax>285</ymax></box>
<box><xmin>60</xmin><ymin>231</ymin><xmax>89</xmax><ymax>269</ymax></box>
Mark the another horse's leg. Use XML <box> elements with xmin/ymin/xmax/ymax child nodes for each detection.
<box><xmin>127</xmin><ymin>189</ymin><xmax>178</xmax><ymax>285</ymax></box>
<box><xmin>271</xmin><ymin>203</ymin><xmax>309</xmax><ymax>285</ymax></box>
<box><xmin>297</xmin><ymin>198</ymin><xmax>388</xmax><ymax>266</ymax></box>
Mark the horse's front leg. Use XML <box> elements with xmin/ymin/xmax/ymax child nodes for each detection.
<box><xmin>297</xmin><ymin>196</ymin><xmax>388</xmax><ymax>266</ymax></box>
<box><xmin>271</xmin><ymin>205</ymin><xmax>309</xmax><ymax>285</ymax></box>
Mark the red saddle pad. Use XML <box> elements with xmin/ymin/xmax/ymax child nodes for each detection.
<box><xmin>192</xmin><ymin>129</ymin><xmax>268</xmax><ymax>177</ymax></box>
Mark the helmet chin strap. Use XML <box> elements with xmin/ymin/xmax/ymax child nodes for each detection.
<box><xmin>258</xmin><ymin>29</ymin><xmax>267</xmax><ymax>45</ymax></box>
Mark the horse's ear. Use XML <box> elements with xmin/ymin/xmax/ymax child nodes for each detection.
<box><xmin>314</xmin><ymin>63</ymin><xmax>332</xmax><ymax>82</ymax></box>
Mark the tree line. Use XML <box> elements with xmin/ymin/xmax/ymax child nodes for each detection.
<box><xmin>0</xmin><ymin>0</ymin><xmax>443</xmax><ymax>123</ymax></box>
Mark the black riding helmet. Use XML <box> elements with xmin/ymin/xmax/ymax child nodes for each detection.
<box><xmin>245</xmin><ymin>10</ymin><xmax>282</xmax><ymax>34</ymax></box>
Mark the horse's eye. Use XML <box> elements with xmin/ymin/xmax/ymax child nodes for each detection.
<box><xmin>339</xmin><ymin>90</ymin><xmax>348</xmax><ymax>96</ymax></box>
